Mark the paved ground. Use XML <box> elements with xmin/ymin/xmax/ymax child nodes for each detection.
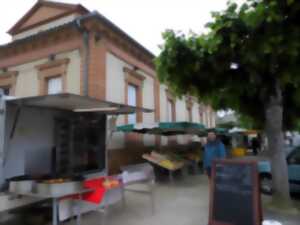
<box><xmin>1</xmin><ymin>174</ymin><xmax>299</xmax><ymax>225</ymax></box>
<box><xmin>262</xmin><ymin>196</ymin><xmax>300</xmax><ymax>225</ymax></box>
<box><xmin>63</xmin><ymin>174</ymin><xmax>299</xmax><ymax>225</ymax></box>
<box><xmin>65</xmin><ymin>174</ymin><xmax>210</xmax><ymax>225</ymax></box>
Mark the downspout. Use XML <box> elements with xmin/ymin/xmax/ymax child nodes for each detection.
<box><xmin>0</xmin><ymin>91</ymin><xmax>6</xmax><ymax>189</ymax></box>
<box><xmin>75</xmin><ymin>17</ymin><xmax>90</xmax><ymax>96</ymax></box>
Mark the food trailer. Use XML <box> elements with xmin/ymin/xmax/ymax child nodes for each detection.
<box><xmin>0</xmin><ymin>92</ymin><xmax>151</xmax><ymax>222</ymax></box>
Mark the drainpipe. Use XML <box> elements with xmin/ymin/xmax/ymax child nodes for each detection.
<box><xmin>75</xmin><ymin>17</ymin><xmax>90</xmax><ymax>96</ymax></box>
<box><xmin>0</xmin><ymin>90</ymin><xmax>6</xmax><ymax>189</ymax></box>
<box><xmin>75</xmin><ymin>11</ymin><xmax>102</xmax><ymax>96</ymax></box>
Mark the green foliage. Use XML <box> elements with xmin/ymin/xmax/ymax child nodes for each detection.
<box><xmin>237</xmin><ymin>114</ymin><xmax>260</xmax><ymax>130</ymax></box>
<box><xmin>156</xmin><ymin>0</ymin><xmax>300</xmax><ymax>130</ymax></box>
<box><xmin>217</xmin><ymin>121</ymin><xmax>236</xmax><ymax>129</ymax></box>
<box><xmin>294</xmin><ymin>120</ymin><xmax>300</xmax><ymax>132</ymax></box>
<box><xmin>217</xmin><ymin>113</ymin><xmax>260</xmax><ymax>130</ymax></box>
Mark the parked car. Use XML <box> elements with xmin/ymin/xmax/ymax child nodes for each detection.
<box><xmin>258</xmin><ymin>146</ymin><xmax>300</xmax><ymax>195</ymax></box>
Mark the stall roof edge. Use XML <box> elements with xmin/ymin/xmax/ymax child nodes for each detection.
<box><xmin>5</xmin><ymin>93</ymin><xmax>153</xmax><ymax>114</ymax></box>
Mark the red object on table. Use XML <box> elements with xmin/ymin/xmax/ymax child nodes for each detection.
<box><xmin>63</xmin><ymin>176</ymin><xmax>121</xmax><ymax>204</ymax></box>
<box><xmin>81</xmin><ymin>178</ymin><xmax>106</xmax><ymax>204</ymax></box>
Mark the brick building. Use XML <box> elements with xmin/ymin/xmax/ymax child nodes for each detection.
<box><xmin>0</xmin><ymin>0</ymin><xmax>216</xmax><ymax>173</ymax></box>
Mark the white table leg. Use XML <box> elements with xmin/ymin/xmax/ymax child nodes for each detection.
<box><xmin>150</xmin><ymin>180</ymin><xmax>155</xmax><ymax>215</ymax></box>
<box><xmin>76</xmin><ymin>195</ymin><xmax>82</xmax><ymax>225</ymax></box>
<box><xmin>121</xmin><ymin>185</ymin><xmax>126</xmax><ymax>208</ymax></box>
<box><xmin>53</xmin><ymin>198</ymin><xmax>59</xmax><ymax>225</ymax></box>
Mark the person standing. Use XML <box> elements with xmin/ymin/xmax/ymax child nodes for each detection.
<box><xmin>251</xmin><ymin>137</ymin><xmax>260</xmax><ymax>155</ymax></box>
<box><xmin>203</xmin><ymin>131</ymin><xmax>226</xmax><ymax>178</ymax></box>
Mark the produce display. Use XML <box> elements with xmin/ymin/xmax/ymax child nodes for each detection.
<box><xmin>143</xmin><ymin>151</ymin><xmax>185</xmax><ymax>171</ymax></box>
<box><xmin>102</xmin><ymin>178</ymin><xmax>120</xmax><ymax>189</ymax></box>
<box><xmin>160</xmin><ymin>159</ymin><xmax>183</xmax><ymax>170</ymax></box>
<box><xmin>42</xmin><ymin>178</ymin><xmax>70</xmax><ymax>184</ymax></box>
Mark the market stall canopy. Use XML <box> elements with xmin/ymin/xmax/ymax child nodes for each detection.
<box><xmin>243</xmin><ymin>130</ymin><xmax>259</xmax><ymax>135</ymax></box>
<box><xmin>229</xmin><ymin>127</ymin><xmax>247</xmax><ymax>134</ymax></box>
<box><xmin>228</xmin><ymin>127</ymin><xmax>259</xmax><ymax>135</ymax></box>
<box><xmin>206</xmin><ymin>127</ymin><xmax>229</xmax><ymax>136</ymax></box>
<box><xmin>117</xmin><ymin>122</ymin><xmax>206</xmax><ymax>136</ymax></box>
<box><xmin>6</xmin><ymin>93</ymin><xmax>153</xmax><ymax>115</ymax></box>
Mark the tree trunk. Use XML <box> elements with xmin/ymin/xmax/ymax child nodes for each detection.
<box><xmin>264</xmin><ymin>85</ymin><xmax>291</xmax><ymax>206</ymax></box>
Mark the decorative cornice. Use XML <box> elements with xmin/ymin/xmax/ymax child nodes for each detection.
<box><xmin>0</xmin><ymin>71</ymin><xmax>19</xmax><ymax>78</ymax></box>
<box><xmin>186</xmin><ymin>96</ymin><xmax>194</xmax><ymax>109</ymax></box>
<box><xmin>165</xmin><ymin>89</ymin><xmax>175</xmax><ymax>101</ymax></box>
<box><xmin>36</xmin><ymin>58</ymin><xmax>69</xmax><ymax>95</ymax></box>
<box><xmin>36</xmin><ymin>58</ymin><xmax>70</xmax><ymax>71</ymax></box>
<box><xmin>0</xmin><ymin>71</ymin><xmax>18</xmax><ymax>95</ymax></box>
<box><xmin>2</xmin><ymin>16</ymin><xmax>155</xmax><ymax>72</ymax></box>
<box><xmin>123</xmin><ymin>67</ymin><xmax>146</xmax><ymax>82</ymax></box>
<box><xmin>0</xmin><ymin>26</ymin><xmax>80</xmax><ymax>61</ymax></box>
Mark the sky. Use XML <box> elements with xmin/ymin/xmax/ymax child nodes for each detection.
<box><xmin>0</xmin><ymin>0</ymin><xmax>245</xmax><ymax>55</ymax></box>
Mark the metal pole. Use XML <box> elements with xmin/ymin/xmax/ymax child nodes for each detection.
<box><xmin>105</xmin><ymin>115</ymin><xmax>118</xmax><ymax>176</ymax></box>
<box><xmin>169</xmin><ymin>170</ymin><xmax>174</xmax><ymax>183</ymax></box>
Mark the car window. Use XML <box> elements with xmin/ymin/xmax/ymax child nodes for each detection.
<box><xmin>289</xmin><ymin>149</ymin><xmax>300</xmax><ymax>164</ymax></box>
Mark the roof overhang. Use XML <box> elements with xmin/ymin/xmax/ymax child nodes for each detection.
<box><xmin>83</xmin><ymin>12</ymin><xmax>155</xmax><ymax>59</ymax></box>
<box><xmin>1</xmin><ymin>12</ymin><xmax>155</xmax><ymax>66</ymax></box>
<box><xmin>6</xmin><ymin>93</ymin><xmax>153</xmax><ymax>115</ymax></box>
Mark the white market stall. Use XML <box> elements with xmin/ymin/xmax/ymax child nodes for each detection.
<box><xmin>0</xmin><ymin>92</ymin><xmax>152</xmax><ymax>225</ymax></box>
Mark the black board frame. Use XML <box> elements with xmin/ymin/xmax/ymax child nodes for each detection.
<box><xmin>208</xmin><ymin>159</ymin><xmax>262</xmax><ymax>225</ymax></box>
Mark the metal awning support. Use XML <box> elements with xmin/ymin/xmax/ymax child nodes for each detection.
<box><xmin>9</xmin><ymin>107</ymin><xmax>21</xmax><ymax>139</ymax></box>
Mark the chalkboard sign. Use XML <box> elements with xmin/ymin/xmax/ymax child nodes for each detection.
<box><xmin>209</xmin><ymin>160</ymin><xmax>262</xmax><ymax>225</ymax></box>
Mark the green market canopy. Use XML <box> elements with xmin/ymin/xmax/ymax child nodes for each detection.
<box><xmin>206</xmin><ymin>127</ymin><xmax>229</xmax><ymax>136</ymax></box>
<box><xmin>117</xmin><ymin>122</ymin><xmax>207</xmax><ymax>136</ymax></box>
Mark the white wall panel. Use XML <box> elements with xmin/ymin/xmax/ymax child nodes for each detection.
<box><xmin>175</xmin><ymin>99</ymin><xmax>186</xmax><ymax>122</ymax></box>
<box><xmin>106</xmin><ymin>53</ymin><xmax>156</xmax><ymax>148</ymax></box>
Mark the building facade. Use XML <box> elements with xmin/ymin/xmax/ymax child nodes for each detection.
<box><xmin>0</xmin><ymin>0</ymin><xmax>216</xmax><ymax>173</ymax></box>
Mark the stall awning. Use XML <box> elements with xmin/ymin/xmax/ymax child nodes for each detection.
<box><xmin>6</xmin><ymin>93</ymin><xmax>153</xmax><ymax>115</ymax></box>
<box><xmin>117</xmin><ymin>123</ymin><xmax>232</xmax><ymax>137</ymax></box>
<box><xmin>206</xmin><ymin>127</ymin><xmax>228</xmax><ymax>135</ymax></box>
<box><xmin>117</xmin><ymin>122</ymin><xmax>206</xmax><ymax>136</ymax></box>
<box><xmin>228</xmin><ymin>127</ymin><xmax>258</xmax><ymax>135</ymax></box>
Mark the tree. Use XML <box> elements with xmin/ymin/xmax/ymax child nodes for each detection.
<box><xmin>237</xmin><ymin>114</ymin><xmax>258</xmax><ymax>130</ymax></box>
<box><xmin>156</xmin><ymin>0</ymin><xmax>300</xmax><ymax>206</ymax></box>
